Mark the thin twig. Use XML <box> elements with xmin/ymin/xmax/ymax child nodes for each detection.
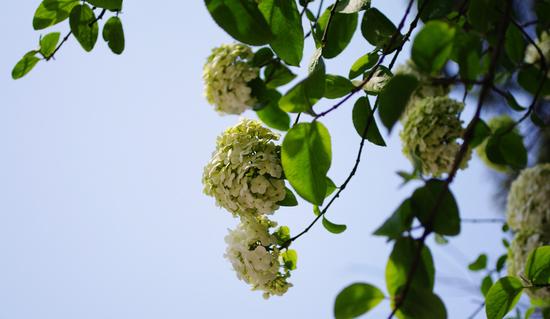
<box><xmin>466</xmin><ymin>302</ymin><xmax>485</xmax><ymax>319</ymax></box>
<box><xmin>461</xmin><ymin>218</ymin><xmax>505</xmax><ymax>224</ymax></box>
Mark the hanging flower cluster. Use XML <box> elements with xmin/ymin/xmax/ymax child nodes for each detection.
<box><xmin>353</xmin><ymin>68</ymin><xmax>392</xmax><ymax>94</ymax></box>
<box><xmin>506</xmin><ymin>164</ymin><xmax>550</xmax><ymax>305</ymax></box>
<box><xmin>476</xmin><ymin>115</ymin><xmax>517</xmax><ymax>173</ymax></box>
<box><xmin>202</xmin><ymin>118</ymin><xmax>286</xmax><ymax>217</ymax></box>
<box><xmin>224</xmin><ymin>215</ymin><xmax>294</xmax><ymax>299</ymax></box>
<box><xmin>203</xmin><ymin>44</ymin><xmax>259</xmax><ymax>115</ymax></box>
<box><xmin>203</xmin><ymin>118</ymin><xmax>296</xmax><ymax>298</ymax></box>
<box><xmin>400</xmin><ymin>96</ymin><xmax>469</xmax><ymax>177</ymax></box>
<box><xmin>524</xmin><ymin>31</ymin><xmax>550</xmax><ymax>65</ymax></box>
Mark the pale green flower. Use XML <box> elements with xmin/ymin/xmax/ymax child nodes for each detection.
<box><xmin>203</xmin><ymin>44</ymin><xmax>259</xmax><ymax>115</ymax></box>
<box><xmin>476</xmin><ymin>115</ymin><xmax>517</xmax><ymax>173</ymax></box>
<box><xmin>352</xmin><ymin>68</ymin><xmax>391</xmax><ymax>94</ymax></box>
<box><xmin>224</xmin><ymin>215</ymin><xmax>294</xmax><ymax>299</ymax></box>
<box><xmin>202</xmin><ymin>119</ymin><xmax>286</xmax><ymax>217</ymax></box>
<box><xmin>525</xmin><ymin>31</ymin><xmax>550</xmax><ymax>65</ymax></box>
<box><xmin>507</xmin><ymin>231</ymin><xmax>550</xmax><ymax>305</ymax></box>
<box><xmin>506</xmin><ymin>164</ymin><xmax>550</xmax><ymax>233</ymax></box>
<box><xmin>400</xmin><ymin>96</ymin><xmax>469</xmax><ymax>177</ymax></box>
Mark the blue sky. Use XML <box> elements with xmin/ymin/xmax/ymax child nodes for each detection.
<box><xmin>0</xmin><ymin>1</ymin><xmax>511</xmax><ymax>318</ymax></box>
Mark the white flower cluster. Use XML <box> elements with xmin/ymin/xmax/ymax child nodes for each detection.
<box><xmin>476</xmin><ymin>115</ymin><xmax>517</xmax><ymax>173</ymax></box>
<box><xmin>507</xmin><ymin>164</ymin><xmax>550</xmax><ymax>305</ymax></box>
<box><xmin>506</xmin><ymin>164</ymin><xmax>550</xmax><ymax>233</ymax></box>
<box><xmin>203</xmin><ymin>44</ymin><xmax>259</xmax><ymax>115</ymax></box>
<box><xmin>224</xmin><ymin>216</ymin><xmax>293</xmax><ymax>299</ymax></box>
<box><xmin>203</xmin><ymin>119</ymin><xmax>295</xmax><ymax>298</ymax></box>
<box><xmin>525</xmin><ymin>31</ymin><xmax>550</xmax><ymax>65</ymax></box>
<box><xmin>400</xmin><ymin>96</ymin><xmax>469</xmax><ymax>177</ymax></box>
<box><xmin>203</xmin><ymin>119</ymin><xmax>286</xmax><ymax>217</ymax></box>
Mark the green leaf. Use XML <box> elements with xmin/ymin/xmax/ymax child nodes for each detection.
<box><xmin>412</xmin><ymin>21</ymin><xmax>455</xmax><ymax>74</ymax></box>
<box><xmin>264</xmin><ymin>61</ymin><xmax>297</xmax><ymax>88</ymax></box>
<box><xmin>352</xmin><ymin>96</ymin><xmax>386</xmax><ymax>146</ymax></box>
<box><xmin>482</xmin><ymin>275</ymin><xmax>494</xmax><ymax>297</ymax></box>
<box><xmin>334</xmin><ymin>283</ymin><xmax>384</xmax><ymax>319</ymax></box>
<box><xmin>468</xmin><ymin>254</ymin><xmax>488</xmax><ymax>271</ymax></box>
<box><xmin>317</xmin><ymin>8</ymin><xmax>358</xmax><ymax>59</ymax></box>
<box><xmin>86</xmin><ymin>0</ymin><xmax>122</xmax><ymax>10</ymax></box>
<box><xmin>252</xmin><ymin>47</ymin><xmax>274</xmax><ymax>67</ymax></box>
<box><xmin>396</xmin><ymin>287</ymin><xmax>447</xmax><ymax>319</ymax></box>
<box><xmin>259</xmin><ymin>0</ymin><xmax>304</xmax><ymax>66</ymax></box>
<box><xmin>518</xmin><ymin>65</ymin><xmax>550</xmax><ymax>96</ymax></box>
<box><xmin>386</xmin><ymin>237</ymin><xmax>435</xmax><ymax>296</ymax></box>
<box><xmin>281</xmin><ymin>249</ymin><xmax>298</xmax><ymax>270</ymax></box>
<box><xmin>322</xmin><ymin>217</ymin><xmax>347</xmax><ymax>234</ymax></box>
<box><xmin>12</xmin><ymin>52</ymin><xmax>41</xmax><ymax>80</ymax></box>
<box><xmin>470</xmin><ymin>119</ymin><xmax>491</xmax><ymax>148</ymax></box>
<box><xmin>349</xmin><ymin>52</ymin><xmax>379</xmax><ymax>79</ymax></box>
<box><xmin>505</xmin><ymin>24</ymin><xmax>526</xmax><ymax>65</ymax></box>
<box><xmin>504</xmin><ymin>91</ymin><xmax>527</xmax><ymax>111</ymax></box>
<box><xmin>485</xmin><ymin>276</ymin><xmax>524</xmax><ymax>319</ymax></box>
<box><xmin>335</xmin><ymin>0</ymin><xmax>371</xmax><ymax>14</ymax></box>
<box><xmin>102</xmin><ymin>16</ymin><xmax>125</xmax><ymax>54</ymax></box>
<box><xmin>434</xmin><ymin>234</ymin><xmax>449</xmax><ymax>245</ymax></box>
<box><xmin>274</xmin><ymin>226</ymin><xmax>291</xmax><ymax>245</ymax></box>
<box><xmin>279</xmin><ymin>54</ymin><xmax>325</xmax><ymax>113</ymax></box>
<box><xmin>373</xmin><ymin>199</ymin><xmax>413</xmax><ymax>239</ymax></box>
<box><xmin>325</xmin><ymin>177</ymin><xmax>337</xmax><ymax>197</ymax></box>
<box><xmin>378</xmin><ymin>74</ymin><xmax>419</xmax><ymax>132</ymax></box>
<box><xmin>418</xmin><ymin>0</ymin><xmax>453</xmax><ymax>21</ymax></box>
<box><xmin>496</xmin><ymin>254</ymin><xmax>507</xmax><ymax>272</ymax></box>
<box><xmin>282</xmin><ymin>122</ymin><xmax>332</xmax><ymax>205</ymax></box>
<box><xmin>467</xmin><ymin>0</ymin><xmax>498</xmax><ymax>33</ymax></box>
<box><xmin>361</xmin><ymin>8</ymin><xmax>400</xmax><ymax>52</ymax></box>
<box><xmin>39</xmin><ymin>32</ymin><xmax>61</xmax><ymax>57</ymax></box>
<box><xmin>324</xmin><ymin>75</ymin><xmax>354</xmax><ymax>99</ymax></box>
<box><xmin>411</xmin><ymin>180</ymin><xmax>460</xmax><ymax>236</ymax></box>
<box><xmin>33</xmin><ymin>0</ymin><xmax>79</xmax><ymax>30</ymax></box>
<box><xmin>525</xmin><ymin>246</ymin><xmax>550</xmax><ymax>285</ymax></box>
<box><xmin>256</xmin><ymin>102</ymin><xmax>290</xmax><ymax>131</ymax></box>
<box><xmin>452</xmin><ymin>31</ymin><xmax>483</xmax><ymax>82</ymax></box>
<box><xmin>69</xmin><ymin>4</ymin><xmax>99</xmax><ymax>52</ymax></box>
<box><xmin>205</xmin><ymin>0</ymin><xmax>272</xmax><ymax>45</ymax></box>
<box><xmin>277</xmin><ymin>187</ymin><xmax>298</xmax><ymax>206</ymax></box>
<box><xmin>485</xmin><ymin>129</ymin><xmax>527</xmax><ymax>170</ymax></box>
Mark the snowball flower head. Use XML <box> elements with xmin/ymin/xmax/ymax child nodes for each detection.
<box><xmin>524</xmin><ymin>31</ymin><xmax>550</xmax><ymax>65</ymax></box>
<box><xmin>203</xmin><ymin>44</ymin><xmax>259</xmax><ymax>115</ymax></box>
<box><xmin>224</xmin><ymin>216</ymin><xmax>293</xmax><ymax>299</ymax></box>
<box><xmin>507</xmin><ymin>231</ymin><xmax>550</xmax><ymax>305</ymax></box>
<box><xmin>506</xmin><ymin>163</ymin><xmax>550</xmax><ymax>233</ymax></box>
<box><xmin>476</xmin><ymin>115</ymin><xmax>517</xmax><ymax>173</ymax></box>
<box><xmin>400</xmin><ymin>96</ymin><xmax>469</xmax><ymax>177</ymax></box>
<box><xmin>202</xmin><ymin>119</ymin><xmax>286</xmax><ymax>217</ymax></box>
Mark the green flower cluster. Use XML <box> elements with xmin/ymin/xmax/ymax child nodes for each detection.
<box><xmin>203</xmin><ymin>119</ymin><xmax>295</xmax><ymax>298</ymax></box>
<box><xmin>203</xmin><ymin>44</ymin><xmax>258</xmax><ymax>115</ymax></box>
<box><xmin>396</xmin><ymin>60</ymin><xmax>450</xmax><ymax>106</ymax></box>
<box><xmin>507</xmin><ymin>164</ymin><xmax>550</xmax><ymax>305</ymax></box>
<box><xmin>476</xmin><ymin>115</ymin><xmax>517</xmax><ymax>172</ymax></box>
<box><xmin>400</xmin><ymin>96</ymin><xmax>469</xmax><ymax>177</ymax></box>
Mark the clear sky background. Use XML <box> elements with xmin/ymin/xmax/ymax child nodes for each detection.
<box><xmin>0</xmin><ymin>1</ymin><xmax>513</xmax><ymax>318</ymax></box>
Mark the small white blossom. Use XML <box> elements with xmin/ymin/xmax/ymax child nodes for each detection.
<box><xmin>524</xmin><ymin>31</ymin><xmax>550</xmax><ymax>65</ymax></box>
<box><xmin>507</xmin><ymin>231</ymin><xmax>550</xmax><ymax>304</ymax></box>
<box><xmin>400</xmin><ymin>96</ymin><xmax>470</xmax><ymax>177</ymax></box>
<box><xmin>202</xmin><ymin>119</ymin><xmax>286</xmax><ymax>217</ymax></box>
<box><xmin>506</xmin><ymin>164</ymin><xmax>550</xmax><ymax>233</ymax></box>
<box><xmin>203</xmin><ymin>44</ymin><xmax>259</xmax><ymax>115</ymax></box>
<box><xmin>224</xmin><ymin>216</ymin><xmax>293</xmax><ymax>299</ymax></box>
